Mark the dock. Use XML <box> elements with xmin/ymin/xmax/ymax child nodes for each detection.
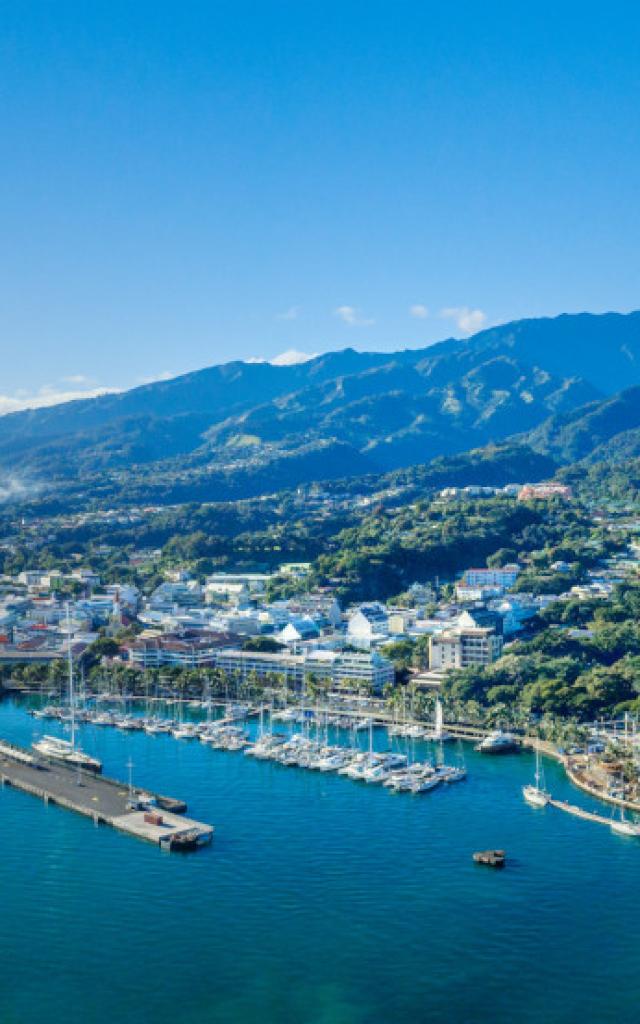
<box><xmin>548</xmin><ymin>796</ymin><xmax>616</xmax><ymax>828</ymax></box>
<box><xmin>0</xmin><ymin>738</ymin><xmax>213</xmax><ymax>851</ymax></box>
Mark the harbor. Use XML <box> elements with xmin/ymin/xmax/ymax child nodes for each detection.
<box><xmin>2</xmin><ymin>692</ymin><xmax>640</xmax><ymax>1023</ymax></box>
<box><xmin>0</xmin><ymin>737</ymin><xmax>213</xmax><ymax>851</ymax></box>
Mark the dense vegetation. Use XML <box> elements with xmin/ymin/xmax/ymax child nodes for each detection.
<box><xmin>442</xmin><ymin>580</ymin><xmax>640</xmax><ymax>723</ymax></box>
<box><xmin>309</xmin><ymin>496</ymin><xmax>596</xmax><ymax>603</ymax></box>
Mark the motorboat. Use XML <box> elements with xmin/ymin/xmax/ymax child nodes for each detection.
<box><xmin>476</xmin><ymin>730</ymin><xmax>520</xmax><ymax>754</ymax></box>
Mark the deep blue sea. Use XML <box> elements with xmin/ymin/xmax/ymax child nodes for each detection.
<box><xmin>1</xmin><ymin>695</ymin><xmax>639</xmax><ymax>1024</ymax></box>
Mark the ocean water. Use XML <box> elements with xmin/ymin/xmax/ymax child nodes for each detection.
<box><xmin>1</xmin><ymin>696</ymin><xmax>639</xmax><ymax>1024</ymax></box>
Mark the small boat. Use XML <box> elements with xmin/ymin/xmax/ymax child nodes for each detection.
<box><xmin>160</xmin><ymin>828</ymin><xmax>214</xmax><ymax>852</ymax></box>
<box><xmin>473</xmin><ymin>849</ymin><xmax>506</xmax><ymax>867</ymax></box>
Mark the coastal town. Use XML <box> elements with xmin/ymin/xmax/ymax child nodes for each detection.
<box><xmin>5</xmin><ymin>11</ymin><xmax>640</xmax><ymax>1021</ymax></box>
<box><xmin>0</xmin><ymin>482</ymin><xmax>591</xmax><ymax>692</ymax></box>
<box><xmin>2</xmin><ymin>477</ymin><xmax>640</xmax><ymax>822</ymax></box>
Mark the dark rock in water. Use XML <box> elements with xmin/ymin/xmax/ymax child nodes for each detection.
<box><xmin>473</xmin><ymin>849</ymin><xmax>506</xmax><ymax>867</ymax></box>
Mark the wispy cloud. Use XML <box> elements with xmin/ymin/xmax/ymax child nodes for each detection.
<box><xmin>0</xmin><ymin>474</ymin><xmax>41</xmax><ymax>503</ymax></box>
<box><xmin>270</xmin><ymin>349</ymin><xmax>317</xmax><ymax>366</ymax></box>
<box><xmin>276</xmin><ymin>306</ymin><xmax>300</xmax><ymax>321</ymax></box>
<box><xmin>440</xmin><ymin>306</ymin><xmax>487</xmax><ymax>336</ymax></box>
<box><xmin>0</xmin><ymin>383</ymin><xmax>121</xmax><ymax>417</ymax></box>
<box><xmin>409</xmin><ymin>304</ymin><xmax>429</xmax><ymax>319</ymax></box>
<box><xmin>334</xmin><ymin>305</ymin><xmax>375</xmax><ymax>327</ymax></box>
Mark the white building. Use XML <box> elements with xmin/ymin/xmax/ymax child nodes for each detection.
<box><xmin>278</xmin><ymin>617</ymin><xmax>321</xmax><ymax>646</ymax></box>
<box><xmin>205</xmin><ymin>572</ymin><xmax>272</xmax><ymax>601</ymax></box>
<box><xmin>213</xmin><ymin>647</ymin><xmax>394</xmax><ymax>693</ymax></box>
<box><xmin>461</xmin><ymin>565</ymin><xmax>521</xmax><ymax>589</ymax></box>
<box><xmin>429</xmin><ymin>623</ymin><xmax>503</xmax><ymax>671</ymax></box>
<box><xmin>347</xmin><ymin>603</ymin><xmax>389</xmax><ymax>648</ymax></box>
<box><xmin>149</xmin><ymin>580</ymin><xmax>203</xmax><ymax>612</ymax></box>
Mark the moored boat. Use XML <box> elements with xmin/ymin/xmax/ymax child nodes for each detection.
<box><xmin>476</xmin><ymin>730</ymin><xmax>520</xmax><ymax>754</ymax></box>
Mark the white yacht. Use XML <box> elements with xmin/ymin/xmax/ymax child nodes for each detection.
<box><xmin>172</xmin><ymin>725</ymin><xmax>198</xmax><ymax>740</ymax></box>
<box><xmin>317</xmin><ymin>751</ymin><xmax>351</xmax><ymax>772</ymax></box>
<box><xmin>363</xmin><ymin>762</ymin><xmax>392</xmax><ymax>784</ymax></box>
<box><xmin>411</xmin><ymin>775</ymin><xmax>442</xmax><ymax>793</ymax></box>
<box><xmin>245</xmin><ymin>733</ymin><xmax>287</xmax><ymax>759</ymax></box>
<box><xmin>345</xmin><ymin>754</ymin><xmax>377</xmax><ymax>780</ymax></box>
<box><xmin>93</xmin><ymin>711</ymin><xmax>115</xmax><ymax>726</ymax></box>
<box><xmin>437</xmin><ymin>765</ymin><xmax>467</xmax><ymax>783</ymax></box>
<box><xmin>523</xmin><ymin>747</ymin><xmax>550</xmax><ymax>807</ymax></box>
<box><xmin>476</xmin><ymin>730</ymin><xmax>520</xmax><ymax>754</ymax></box>
<box><xmin>611</xmin><ymin>807</ymin><xmax>640</xmax><ymax>837</ymax></box>
<box><xmin>33</xmin><ymin>735</ymin><xmax>102</xmax><ymax>773</ymax></box>
<box><xmin>144</xmin><ymin>720</ymin><xmax>164</xmax><ymax>734</ymax></box>
<box><xmin>337</xmin><ymin>751</ymin><xmax>366</xmax><ymax>776</ymax></box>
<box><xmin>32</xmin><ymin>605</ymin><xmax>102</xmax><ymax>774</ymax></box>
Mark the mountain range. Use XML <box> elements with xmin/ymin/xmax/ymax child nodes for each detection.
<box><xmin>4</xmin><ymin>309</ymin><xmax>640</xmax><ymax>507</ymax></box>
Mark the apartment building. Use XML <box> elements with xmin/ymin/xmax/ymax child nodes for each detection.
<box><xmin>213</xmin><ymin>647</ymin><xmax>395</xmax><ymax>693</ymax></box>
<box><xmin>429</xmin><ymin>624</ymin><xmax>503</xmax><ymax>671</ymax></box>
<box><xmin>461</xmin><ymin>565</ymin><xmax>521</xmax><ymax>589</ymax></box>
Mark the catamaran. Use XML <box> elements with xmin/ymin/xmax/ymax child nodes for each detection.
<box><xmin>523</xmin><ymin>746</ymin><xmax>550</xmax><ymax>807</ymax></box>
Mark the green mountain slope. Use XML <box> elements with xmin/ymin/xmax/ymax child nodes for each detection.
<box><xmin>3</xmin><ymin>309</ymin><xmax>640</xmax><ymax>505</ymax></box>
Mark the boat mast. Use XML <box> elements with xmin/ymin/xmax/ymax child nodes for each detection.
<box><xmin>66</xmin><ymin>602</ymin><xmax>75</xmax><ymax>750</ymax></box>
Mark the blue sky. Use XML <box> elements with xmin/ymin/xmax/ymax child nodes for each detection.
<box><xmin>1</xmin><ymin>1</ymin><xmax>640</xmax><ymax>411</ymax></box>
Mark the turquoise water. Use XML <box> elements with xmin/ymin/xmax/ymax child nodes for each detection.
<box><xmin>1</xmin><ymin>697</ymin><xmax>639</xmax><ymax>1024</ymax></box>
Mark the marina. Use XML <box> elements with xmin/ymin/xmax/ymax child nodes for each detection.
<box><xmin>2</xmin><ymin>694</ymin><xmax>640</xmax><ymax>1023</ymax></box>
<box><xmin>28</xmin><ymin>697</ymin><xmax>469</xmax><ymax>797</ymax></box>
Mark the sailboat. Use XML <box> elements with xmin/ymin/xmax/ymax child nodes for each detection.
<box><xmin>423</xmin><ymin>698</ymin><xmax>453</xmax><ymax>742</ymax></box>
<box><xmin>610</xmin><ymin>805</ymin><xmax>640</xmax><ymax>837</ymax></box>
<box><xmin>522</xmin><ymin>746</ymin><xmax>550</xmax><ymax>807</ymax></box>
<box><xmin>33</xmin><ymin>604</ymin><xmax>102</xmax><ymax>773</ymax></box>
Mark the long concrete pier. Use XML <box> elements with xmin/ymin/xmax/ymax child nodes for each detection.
<box><xmin>547</xmin><ymin>796</ymin><xmax>618</xmax><ymax>828</ymax></box>
<box><xmin>0</xmin><ymin>738</ymin><xmax>213</xmax><ymax>851</ymax></box>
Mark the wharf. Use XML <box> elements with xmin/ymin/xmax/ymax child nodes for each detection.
<box><xmin>0</xmin><ymin>738</ymin><xmax>213</xmax><ymax>851</ymax></box>
<box><xmin>548</xmin><ymin>796</ymin><xmax>617</xmax><ymax>828</ymax></box>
